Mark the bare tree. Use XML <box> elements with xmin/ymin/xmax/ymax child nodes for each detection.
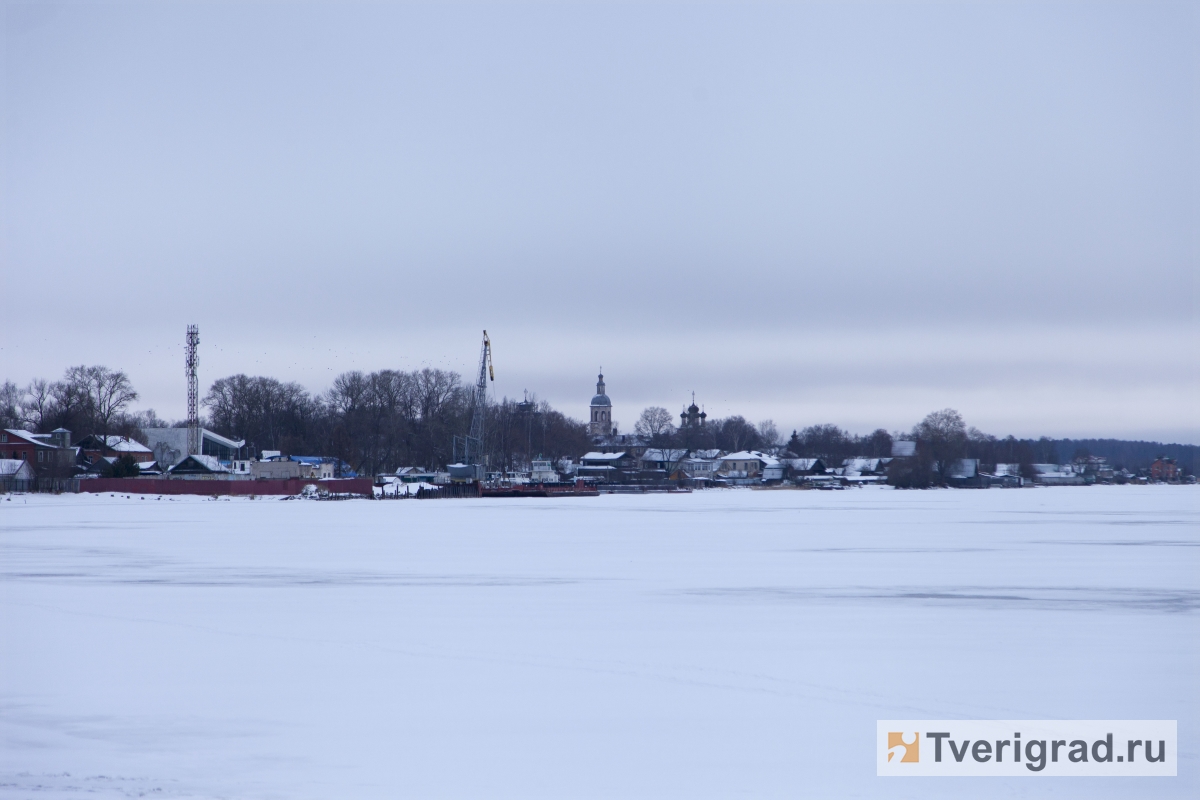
<box><xmin>87</xmin><ymin>367</ymin><xmax>139</xmax><ymax>451</ymax></box>
<box><xmin>792</xmin><ymin>423</ymin><xmax>851</xmax><ymax>461</ymax></box>
<box><xmin>862</xmin><ymin>428</ymin><xmax>893</xmax><ymax>458</ymax></box>
<box><xmin>714</xmin><ymin>416</ymin><xmax>761</xmax><ymax>453</ymax></box>
<box><xmin>912</xmin><ymin>408</ymin><xmax>967</xmax><ymax>484</ymax></box>
<box><xmin>205</xmin><ymin>374</ymin><xmax>317</xmax><ymax>454</ymax></box>
<box><xmin>21</xmin><ymin>379</ymin><xmax>53</xmax><ymax>431</ymax></box>
<box><xmin>0</xmin><ymin>381</ymin><xmax>21</xmax><ymax>428</ymax></box>
<box><xmin>51</xmin><ymin>366</ymin><xmax>93</xmax><ymax>432</ymax></box>
<box><xmin>634</xmin><ymin>406</ymin><xmax>675</xmax><ymax>442</ymax></box>
<box><xmin>757</xmin><ymin>420</ymin><xmax>780</xmax><ymax>451</ymax></box>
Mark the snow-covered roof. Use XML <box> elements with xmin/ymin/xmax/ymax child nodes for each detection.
<box><xmin>691</xmin><ymin>449</ymin><xmax>722</xmax><ymax>459</ymax></box>
<box><xmin>169</xmin><ymin>454</ymin><xmax>230</xmax><ymax>473</ymax></box>
<box><xmin>142</xmin><ymin>428</ymin><xmax>247</xmax><ymax>450</ymax></box>
<box><xmin>642</xmin><ymin>449</ymin><xmax>688</xmax><ymax>462</ymax></box>
<box><xmin>285</xmin><ymin>455</ymin><xmax>330</xmax><ymax>464</ymax></box>
<box><xmin>993</xmin><ymin>463</ymin><xmax>1021</xmax><ymax>477</ymax></box>
<box><xmin>781</xmin><ymin>458</ymin><xmax>823</xmax><ymax>470</ymax></box>
<box><xmin>719</xmin><ymin>451</ymin><xmax>780</xmax><ymax>466</ymax></box>
<box><xmin>0</xmin><ymin>459</ymin><xmax>35</xmax><ymax>477</ymax></box>
<box><xmin>892</xmin><ymin>440</ymin><xmax>917</xmax><ymax>457</ymax></box>
<box><xmin>580</xmin><ymin>452</ymin><xmax>626</xmax><ymax>462</ymax></box>
<box><xmin>948</xmin><ymin>459</ymin><xmax>979</xmax><ymax>479</ymax></box>
<box><xmin>86</xmin><ymin>435</ymin><xmax>152</xmax><ymax>454</ymax></box>
<box><xmin>3</xmin><ymin>429</ymin><xmax>57</xmax><ymax>447</ymax></box>
<box><xmin>842</xmin><ymin>458</ymin><xmax>883</xmax><ymax>473</ymax></box>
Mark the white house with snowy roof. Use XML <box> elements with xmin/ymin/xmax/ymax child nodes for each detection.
<box><xmin>640</xmin><ymin>449</ymin><xmax>688</xmax><ymax>471</ymax></box>
<box><xmin>717</xmin><ymin>451</ymin><xmax>779</xmax><ymax>480</ymax></box>
<box><xmin>677</xmin><ymin>454</ymin><xmax>719</xmax><ymax>481</ymax></box>
<box><xmin>0</xmin><ymin>458</ymin><xmax>36</xmax><ymax>489</ymax></box>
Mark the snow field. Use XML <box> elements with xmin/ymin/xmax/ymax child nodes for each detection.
<box><xmin>1</xmin><ymin>486</ymin><xmax>1196</xmax><ymax>798</ymax></box>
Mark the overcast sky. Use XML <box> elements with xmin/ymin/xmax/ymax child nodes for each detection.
<box><xmin>3</xmin><ymin>1</ymin><xmax>1197</xmax><ymax>442</ymax></box>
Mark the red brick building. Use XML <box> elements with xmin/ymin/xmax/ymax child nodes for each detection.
<box><xmin>0</xmin><ymin>429</ymin><xmax>74</xmax><ymax>476</ymax></box>
<box><xmin>1150</xmin><ymin>457</ymin><xmax>1179</xmax><ymax>481</ymax></box>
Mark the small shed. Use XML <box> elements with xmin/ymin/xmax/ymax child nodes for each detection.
<box><xmin>169</xmin><ymin>455</ymin><xmax>231</xmax><ymax>477</ymax></box>
<box><xmin>0</xmin><ymin>458</ymin><xmax>37</xmax><ymax>491</ymax></box>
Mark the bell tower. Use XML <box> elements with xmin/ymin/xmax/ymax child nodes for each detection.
<box><xmin>588</xmin><ymin>371</ymin><xmax>613</xmax><ymax>436</ymax></box>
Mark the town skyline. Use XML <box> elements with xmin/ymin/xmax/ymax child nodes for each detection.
<box><xmin>3</xmin><ymin>328</ymin><xmax>1197</xmax><ymax>448</ymax></box>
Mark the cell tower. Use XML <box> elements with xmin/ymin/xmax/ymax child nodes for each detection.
<box><xmin>185</xmin><ymin>325</ymin><xmax>200</xmax><ymax>456</ymax></box>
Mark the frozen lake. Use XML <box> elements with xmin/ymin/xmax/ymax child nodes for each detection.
<box><xmin>1</xmin><ymin>486</ymin><xmax>1196</xmax><ymax>798</ymax></box>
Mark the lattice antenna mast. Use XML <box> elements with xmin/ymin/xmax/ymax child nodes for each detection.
<box><xmin>185</xmin><ymin>325</ymin><xmax>200</xmax><ymax>455</ymax></box>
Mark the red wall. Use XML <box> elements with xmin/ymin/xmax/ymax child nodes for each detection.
<box><xmin>79</xmin><ymin>478</ymin><xmax>374</xmax><ymax>496</ymax></box>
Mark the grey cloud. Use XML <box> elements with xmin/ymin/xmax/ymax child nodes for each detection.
<box><xmin>3</xmin><ymin>2</ymin><xmax>1195</xmax><ymax>440</ymax></box>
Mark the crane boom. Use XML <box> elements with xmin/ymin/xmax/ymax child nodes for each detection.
<box><xmin>452</xmin><ymin>330</ymin><xmax>494</xmax><ymax>480</ymax></box>
<box><xmin>467</xmin><ymin>331</ymin><xmax>492</xmax><ymax>445</ymax></box>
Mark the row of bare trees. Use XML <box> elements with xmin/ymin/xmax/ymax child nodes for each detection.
<box><xmin>633</xmin><ymin>407</ymin><xmax>781</xmax><ymax>453</ymax></box>
<box><xmin>886</xmin><ymin>409</ymin><xmax>1058</xmax><ymax>487</ymax></box>
<box><xmin>784</xmin><ymin>424</ymin><xmax>894</xmax><ymax>461</ymax></box>
<box><xmin>1</xmin><ymin>367</ymin><xmax>151</xmax><ymax>451</ymax></box>
<box><xmin>3</xmin><ymin>364</ymin><xmax>588</xmax><ymax>475</ymax></box>
<box><xmin>203</xmin><ymin>370</ymin><xmax>591</xmax><ymax>476</ymax></box>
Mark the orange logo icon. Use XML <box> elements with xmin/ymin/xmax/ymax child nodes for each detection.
<box><xmin>887</xmin><ymin>732</ymin><xmax>919</xmax><ymax>763</ymax></box>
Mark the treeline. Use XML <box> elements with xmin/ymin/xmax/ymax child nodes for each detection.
<box><xmin>3</xmin><ymin>366</ymin><xmax>592</xmax><ymax>474</ymax></box>
<box><xmin>1033</xmin><ymin>439</ymin><xmax>1196</xmax><ymax>474</ymax></box>
<box><xmin>780</xmin><ymin>419</ymin><xmax>1194</xmax><ymax>474</ymax></box>
<box><xmin>633</xmin><ymin>407</ymin><xmax>786</xmax><ymax>453</ymax></box>
<box><xmin>782</xmin><ymin>419</ymin><xmax>1046</xmax><ymax>466</ymax></box>
<box><xmin>4</xmin><ymin>366</ymin><xmax>1194</xmax><ymax>478</ymax></box>
<box><xmin>774</xmin><ymin>410</ymin><xmax>1196</xmax><ymax>489</ymax></box>
<box><xmin>784</xmin><ymin>424</ymin><xmax>895</xmax><ymax>461</ymax></box>
<box><xmin>204</xmin><ymin>370</ymin><xmax>592</xmax><ymax>475</ymax></box>
<box><xmin>1</xmin><ymin>367</ymin><xmax>165</xmax><ymax>443</ymax></box>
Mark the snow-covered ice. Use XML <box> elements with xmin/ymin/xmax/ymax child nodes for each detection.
<box><xmin>1</xmin><ymin>486</ymin><xmax>1196</xmax><ymax>798</ymax></box>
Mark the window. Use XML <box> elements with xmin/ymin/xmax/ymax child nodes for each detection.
<box><xmin>38</xmin><ymin>451</ymin><xmax>44</xmax><ymax>462</ymax></box>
